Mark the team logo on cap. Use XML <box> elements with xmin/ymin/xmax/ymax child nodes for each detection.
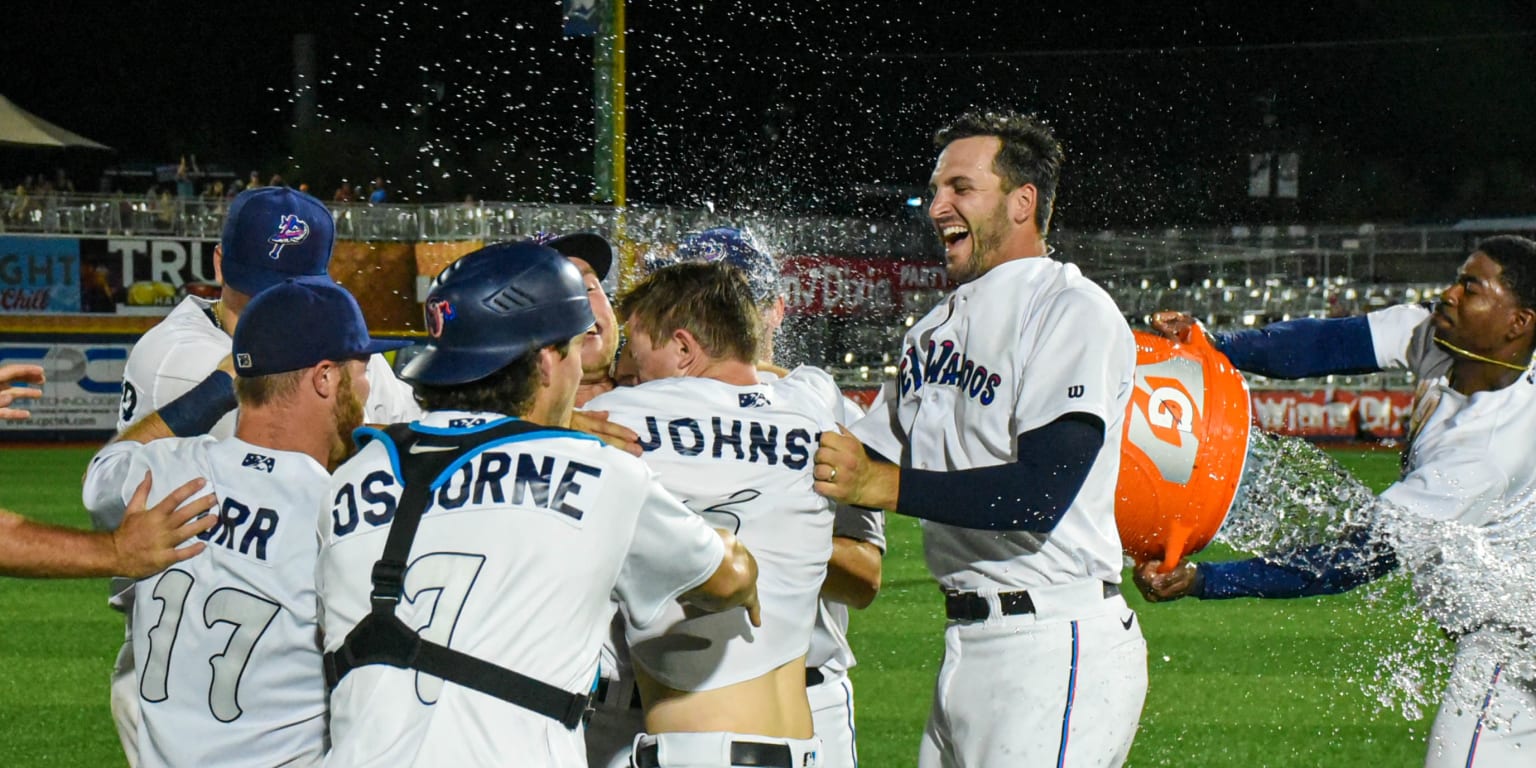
<box><xmin>426</xmin><ymin>297</ymin><xmax>456</xmax><ymax>338</ymax></box>
<box><xmin>268</xmin><ymin>214</ymin><xmax>311</xmax><ymax>259</ymax></box>
<box><xmin>236</xmin><ymin>353</ymin><xmax>252</xmax><ymax>369</ymax></box>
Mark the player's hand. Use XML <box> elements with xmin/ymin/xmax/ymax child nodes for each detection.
<box><xmin>1132</xmin><ymin>559</ymin><xmax>1201</xmax><ymax>603</ymax></box>
<box><xmin>112</xmin><ymin>473</ymin><xmax>218</xmax><ymax>578</ymax></box>
<box><xmin>0</xmin><ymin>363</ymin><xmax>45</xmax><ymax>420</ymax></box>
<box><xmin>1148</xmin><ymin>311</ymin><xmax>1210</xmax><ymax>345</ymax></box>
<box><xmin>571</xmin><ymin>410</ymin><xmax>642</xmax><ymax>456</ymax></box>
<box><xmin>814</xmin><ymin>426</ymin><xmax>898</xmax><ymax>511</ymax></box>
<box><xmin>742</xmin><ymin>582</ymin><xmax>762</xmax><ymax>627</ymax></box>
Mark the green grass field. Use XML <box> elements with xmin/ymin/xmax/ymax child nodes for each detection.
<box><xmin>0</xmin><ymin>447</ymin><xmax>1438</xmax><ymax>766</ymax></box>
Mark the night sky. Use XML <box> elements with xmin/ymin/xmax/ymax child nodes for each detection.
<box><xmin>5</xmin><ymin>0</ymin><xmax>1536</xmax><ymax>228</ymax></box>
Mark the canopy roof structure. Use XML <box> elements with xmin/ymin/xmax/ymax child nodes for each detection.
<box><xmin>0</xmin><ymin>94</ymin><xmax>111</xmax><ymax>150</ymax></box>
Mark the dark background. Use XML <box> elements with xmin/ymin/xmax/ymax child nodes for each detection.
<box><xmin>4</xmin><ymin>0</ymin><xmax>1536</xmax><ymax>228</ymax></box>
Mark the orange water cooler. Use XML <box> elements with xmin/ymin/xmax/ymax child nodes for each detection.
<box><xmin>1116</xmin><ymin>330</ymin><xmax>1252</xmax><ymax>572</ymax></box>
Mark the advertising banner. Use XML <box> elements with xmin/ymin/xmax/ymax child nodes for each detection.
<box><xmin>0</xmin><ymin>236</ymin><xmax>82</xmax><ymax>313</ymax></box>
<box><xmin>0</xmin><ymin>235</ymin><xmax>218</xmax><ymax>315</ymax></box>
<box><xmin>780</xmin><ymin>256</ymin><xmax>949</xmax><ymax>318</ymax></box>
<box><xmin>0</xmin><ymin>340</ymin><xmax>130</xmax><ymax>433</ymax></box>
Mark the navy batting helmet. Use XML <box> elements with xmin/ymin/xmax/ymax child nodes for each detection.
<box><xmin>401</xmin><ymin>240</ymin><xmax>595</xmax><ymax>386</ymax></box>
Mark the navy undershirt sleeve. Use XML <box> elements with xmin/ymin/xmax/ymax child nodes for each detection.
<box><xmin>1194</xmin><ymin>526</ymin><xmax>1399</xmax><ymax>599</ymax></box>
<box><xmin>895</xmin><ymin>413</ymin><xmax>1104</xmax><ymax>532</ymax></box>
<box><xmin>1212</xmin><ymin>316</ymin><xmax>1380</xmax><ymax>378</ymax></box>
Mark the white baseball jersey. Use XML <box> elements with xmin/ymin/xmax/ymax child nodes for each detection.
<box><xmin>118</xmin><ymin>296</ymin><xmax>237</xmax><ymax>437</ymax></box>
<box><xmin>113</xmin><ymin>436</ymin><xmax>330</xmax><ymax>768</ymax></box>
<box><xmin>851</xmin><ymin>256</ymin><xmax>1135</xmax><ymax>591</ymax></box>
<box><xmin>318</xmin><ymin>410</ymin><xmax>728</xmax><ymax>767</ymax></box>
<box><xmin>117</xmin><ymin>295</ymin><xmax>421</xmax><ymax>440</ymax></box>
<box><xmin>99</xmin><ymin>294</ymin><xmax>421</xmax><ymax>613</ymax></box>
<box><xmin>806</xmin><ymin>504</ymin><xmax>885</xmax><ymax>675</ymax></box>
<box><xmin>806</xmin><ymin>392</ymin><xmax>884</xmax><ymax>676</ymax></box>
<box><xmin>585</xmin><ymin>367</ymin><xmax>838</xmax><ymax>691</ymax></box>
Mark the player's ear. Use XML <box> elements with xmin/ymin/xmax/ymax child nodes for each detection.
<box><xmin>1508</xmin><ymin>304</ymin><xmax>1536</xmax><ymax>344</ymax></box>
<box><xmin>672</xmin><ymin>328</ymin><xmax>696</xmax><ymax>370</ymax></box>
<box><xmin>1009</xmin><ymin>183</ymin><xmax>1037</xmax><ymax>227</ymax></box>
<box><xmin>536</xmin><ymin>345</ymin><xmax>559</xmax><ymax>386</ymax></box>
<box><xmin>310</xmin><ymin>361</ymin><xmax>339</xmax><ymax>399</ymax></box>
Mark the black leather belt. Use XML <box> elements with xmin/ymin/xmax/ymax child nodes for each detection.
<box><xmin>804</xmin><ymin>667</ymin><xmax>825</xmax><ymax>687</ymax></box>
<box><xmin>594</xmin><ymin>677</ymin><xmax>643</xmax><ymax>710</ymax></box>
<box><xmin>634</xmin><ymin>740</ymin><xmax>793</xmax><ymax>768</ymax></box>
<box><xmin>945</xmin><ymin>582</ymin><xmax>1120</xmax><ymax>621</ymax></box>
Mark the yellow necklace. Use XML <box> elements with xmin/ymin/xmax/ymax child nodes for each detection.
<box><xmin>1433</xmin><ymin>336</ymin><xmax>1533</xmax><ymax>373</ymax></box>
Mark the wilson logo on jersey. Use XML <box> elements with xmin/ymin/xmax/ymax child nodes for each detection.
<box><xmin>1067</xmin><ymin>385</ymin><xmax>1085</xmax><ymax>398</ymax></box>
<box><xmin>267</xmin><ymin>214</ymin><xmax>310</xmax><ymax>258</ymax></box>
<box><xmin>241</xmin><ymin>453</ymin><xmax>276</xmax><ymax>473</ymax></box>
<box><xmin>738</xmin><ymin>393</ymin><xmax>771</xmax><ymax>408</ymax></box>
<box><xmin>897</xmin><ymin>339</ymin><xmax>1002</xmax><ymax>405</ymax></box>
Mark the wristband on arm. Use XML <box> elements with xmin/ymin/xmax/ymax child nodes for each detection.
<box><xmin>158</xmin><ymin>370</ymin><xmax>238</xmax><ymax>437</ymax></box>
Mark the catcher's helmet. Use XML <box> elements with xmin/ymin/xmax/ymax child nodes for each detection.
<box><xmin>401</xmin><ymin>240</ymin><xmax>595</xmax><ymax>386</ymax></box>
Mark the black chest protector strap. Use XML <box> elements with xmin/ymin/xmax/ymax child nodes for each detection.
<box><xmin>322</xmin><ymin>420</ymin><xmax>592</xmax><ymax>730</ymax></box>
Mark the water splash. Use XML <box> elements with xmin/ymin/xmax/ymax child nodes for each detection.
<box><xmin>1218</xmin><ymin>431</ymin><xmax>1379</xmax><ymax>553</ymax></box>
<box><xmin>1217</xmin><ymin>432</ymin><xmax>1535</xmax><ymax>729</ymax></box>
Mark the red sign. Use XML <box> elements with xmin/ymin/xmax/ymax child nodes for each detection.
<box><xmin>780</xmin><ymin>256</ymin><xmax>949</xmax><ymax>317</ymax></box>
<box><xmin>1249</xmin><ymin>389</ymin><xmax>1411</xmax><ymax>439</ymax></box>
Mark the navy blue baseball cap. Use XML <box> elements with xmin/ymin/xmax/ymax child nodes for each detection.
<box><xmin>233</xmin><ymin>278</ymin><xmax>410</xmax><ymax>377</ymax></box>
<box><xmin>659</xmin><ymin>227</ymin><xmax>780</xmax><ymax>301</ymax></box>
<box><xmin>533</xmin><ymin>231</ymin><xmax>615</xmax><ymax>281</ymax></box>
<box><xmin>220</xmin><ymin>187</ymin><xmax>335</xmax><ymax>295</ymax></box>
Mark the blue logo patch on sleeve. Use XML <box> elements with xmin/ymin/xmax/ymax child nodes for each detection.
<box><xmin>241</xmin><ymin>453</ymin><xmax>276</xmax><ymax>473</ymax></box>
<box><xmin>738</xmin><ymin>393</ymin><xmax>771</xmax><ymax>408</ymax></box>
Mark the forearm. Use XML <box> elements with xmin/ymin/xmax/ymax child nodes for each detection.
<box><xmin>1213</xmin><ymin>316</ymin><xmax>1380</xmax><ymax>379</ymax></box>
<box><xmin>820</xmin><ymin>536</ymin><xmax>882</xmax><ymax>609</ymax></box>
<box><xmin>895</xmin><ymin>415</ymin><xmax>1103</xmax><ymax>532</ymax></box>
<box><xmin>0</xmin><ymin>510</ymin><xmax>120</xmax><ymax>578</ymax></box>
<box><xmin>1195</xmin><ymin>527</ymin><xmax>1398</xmax><ymax>599</ymax></box>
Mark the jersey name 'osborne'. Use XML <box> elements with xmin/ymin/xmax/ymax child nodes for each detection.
<box><xmin>330</xmin><ymin>449</ymin><xmax>605</xmax><ymax>537</ymax></box>
<box><xmin>898</xmin><ymin>339</ymin><xmax>1002</xmax><ymax>404</ymax></box>
<box><xmin>635</xmin><ymin>415</ymin><xmax>815</xmax><ymax>471</ymax></box>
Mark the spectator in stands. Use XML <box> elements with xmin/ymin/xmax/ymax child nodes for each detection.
<box><xmin>368</xmin><ymin>177</ymin><xmax>387</xmax><ymax>204</ymax></box>
<box><xmin>267</xmin><ymin>173</ymin><xmax>285</xmax><ymax>188</ymax></box>
<box><xmin>247</xmin><ymin>170</ymin><xmax>261</xmax><ymax>190</ymax></box>
<box><xmin>332</xmin><ymin>182</ymin><xmax>353</xmax><ymax>203</ymax></box>
<box><xmin>175</xmin><ymin>157</ymin><xmax>197</xmax><ymax>199</ymax></box>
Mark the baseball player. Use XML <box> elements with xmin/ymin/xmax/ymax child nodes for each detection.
<box><xmin>584</xmin><ymin>261</ymin><xmax>838</xmax><ymax>768</ymax></box>
<box><xmin>533</xmin><ymin>231</ymin><xmax>623</xmax><ymax>406</ymax></box>
<box><xmin>1138</xmin><ymin>235</ymin><xmax>1536</xmax><ymax>767</ymax></box>
<box><xmin>83</xmin><ymin>278</ymin><xmax>408</xmax><ymax>767</ymax></box>
<box><xmin>813</xmin><ymin>110</ymin><xmax>1148</xmax><ymax>767</ymax></box>
<box><xmin>317</xmin><ymin>241</ymin><xmax>760</xmax><ymax>767</ymax></box>
<box><xmin>659</xmin><ymin>227</ymin><xmax>886</xmax><ymax>768</ymax></box>
<box><xmin>98</xmin><ymin>186</ymin><xmax>420</xmax><ymax>766</ymax></box>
